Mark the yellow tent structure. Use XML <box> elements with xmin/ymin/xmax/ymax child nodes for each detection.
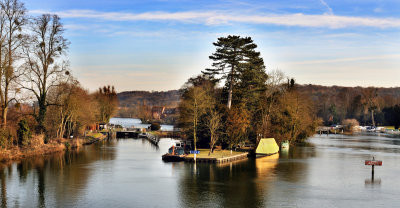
<box><xmin>255</xmin><ymin>138</ymin><xmax>279</xmax><ymax>155</ymax></box>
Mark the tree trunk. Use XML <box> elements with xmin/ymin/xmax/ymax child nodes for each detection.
<box><xmin>193</xmin><ymin>102</ymin><xmax>197</xmax><ymax>151</ymax></box>
<box><xmin>36</xmin><ymin>95</ymin><xmax>47</xmax><ymax>134</ymax></box>
<box><xmin>210</xmin><ymin>134</ymin><xmax>215</xmax><ymax>153</ymax></box>
<box><xmin>227</xmin><ymin>87</ymin><xmax>232</xmax><ymax>109</ymax></box>
<box><xmin>1</xmin><ymin>83</ymin><xmax>8</xmax><ymax>128</ymax></box>
<box><xmin>1</xmin><ymin>107</ymin><xmax>7</xmax><ymax>128</ymax></box>
<box><xmin>227</xmin><ymin>65</ymin><xmax>234</xmax><ymax>109</ymax></box>
<box><xmin>371</xmin><ymin>110</ymin><xmax>375</xmax><ymax>127</ymax></box>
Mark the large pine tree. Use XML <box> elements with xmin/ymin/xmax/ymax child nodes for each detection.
<box><xmin>202</xmin><ymin>35</ymin><xmax>266</xmax><ymax>109</ymax></box>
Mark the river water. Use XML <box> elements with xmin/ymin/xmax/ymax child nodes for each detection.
<box><xmin>0</xmin><ymin>133</ymin><xmax>399</xmax><ymax>207</ymax></box>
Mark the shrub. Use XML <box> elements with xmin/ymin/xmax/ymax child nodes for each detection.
<box><xmin>343</xmin><ymin>119</ymin><xmax>359</xmax><ymax>132</ymax></box>
<box><xmin>150</xmin><ymin>122</ymin><xmax>161</xmax><ymax>131</ymax></box>
<box><xmin>17</xmin><ymin>119</ymin><xmax>31</xmax><ymax>146</ymax></box>
<box><xmin>0</xmin><ymin>128</ymin><xmax>12</xmax><ymax>149</ymax></box>
<box><xmin>64</xmin><ymin>142</ymin><xmax>70</xmax><ymax>149</ymax></box>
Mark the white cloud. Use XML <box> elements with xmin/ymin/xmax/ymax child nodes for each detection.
<box><xmin>29</xmin><ymin>9</ymin><xmax>400</xmax><ymax>29</ymax></box>
<box><xmin>319</xmin><ymin>0</ymin><xmax>334</xmax><ymax>15</ymax></box>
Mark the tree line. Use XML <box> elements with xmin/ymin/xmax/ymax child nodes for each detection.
<box><xmin>0</xmin><ymin>0</ymin><xmax>118</xmax><ymax>149</ymax></box>
<box><xmin>178</xmin><ymin>35</ymin><xmax>320</xmax><ymax>152</ymax></box>
<box><xmin>299</xmin><ymin>85</ymin><xmax>400</xmax><ymax>128</ymax></box>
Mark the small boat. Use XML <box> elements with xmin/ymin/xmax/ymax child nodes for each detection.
<box><xmin>162</xmin><ymin>145</ymin><xmax>187</xmax><ymax>162</ymax></box>
<box><xmin>281</xmin><ymin>140</ymin><xmax>289</xmax><ymax>149</ymax></box>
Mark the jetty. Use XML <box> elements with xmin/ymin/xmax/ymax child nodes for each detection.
<box><xmin>115</xmin><ymin>130</ymin><xmax>159</xmax><ymax>145</ymax></box>
<box><xmin>184</xmin><ymin>149</ymin><xmax>249</xmax><ymax>163</ymax></box>
<box><xmin>144</xmin><ymin>133</ymin><xmax>160</xmax><ymax>145</ymax></box>
<box><xmin>116</xmin><ymin>131</ymin><xmax>139</xmax><ymax>138</ymax></box>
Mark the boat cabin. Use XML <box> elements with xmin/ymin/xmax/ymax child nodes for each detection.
<box><xmin>168</xmin><ymin>146</ymin><xmax>185</xmax><ymax>155</ymax></box>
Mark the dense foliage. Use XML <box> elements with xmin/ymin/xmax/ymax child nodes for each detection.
<box><xmin>95</xmin><ymin>85</ymin><xmax>118</xmax><ymax>123</ymax></box>
<box><xmin>17</xmin><ymin>119</ymin><xmax>31</xmax><ymax>146</ymax></box>
<box><xmin>299</xmin><ymin>85</ymin><xmax>400</xmax><ymax>127</ymax></box>
<box><xmin>179</xmin><ymin>36</ymin><xmax>320</xmax><ymax>150</ymax></box>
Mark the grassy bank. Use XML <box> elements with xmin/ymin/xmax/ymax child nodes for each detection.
<box><xmin>82</xmin><ymin>132</ymin><xmax>107</xmax><ymax>145</ymax></box>
<box><xmin>149</xmin><ymin>130</ymin><xmax>182</xmax><ymax>138</ymax></box>
<box><xmin>185</xmin><ymin>149</ymin><xmax>244</xmax><ymax>159</ymax></box>
<box><xmin>0</xmin><ymin>132</ymin><xmax>107</xmax><ymax>162</ymax></box>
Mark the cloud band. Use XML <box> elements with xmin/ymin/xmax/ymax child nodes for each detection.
<box><xmin>29</xmin><ymin>9</ymin><xmax>400</xmax><ymax>29</ymax></box>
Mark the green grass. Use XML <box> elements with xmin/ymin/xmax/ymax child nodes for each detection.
<box><xmin>185</xmin><ymin>149</ymin><xmax>244</xmax><ymax>159</ymax></box>
<box><xmin>148</xmin><ymin>131</ymin><xmax>157</xmax><ymax>135</ymax></box>
<box><xmin>86</xmin><ymin>132</ymin><xmax>104</xmax><ymax>139</ymax></box>
<box><xmin>383</xmin><ymin>126</ymin><xmax>395</xmax><ymax>130</ymax></box>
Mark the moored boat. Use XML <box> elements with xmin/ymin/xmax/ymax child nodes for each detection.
<box><xmin>162</xmin><ymin>144</ymin><xmax>187</xmax><ymax>162</ymax></box>
<box><xmin>281</xmin><ymin>140</ymin><xmax>289</xmax><ymax>149</ymax></box>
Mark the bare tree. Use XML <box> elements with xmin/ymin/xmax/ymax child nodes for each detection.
<box><xmin>361</xmin><ymin>87</ymin><xmax>378</xmax><ymax>127</ymax></box>
<box><xmin>178</xmin><ymin>84</ymin><xmax>213</xmax><ymax>150</ymax></box>
<box><xmin>206</xmin><ymin>109</ymin><xmax>221</xmax><ymax>153</ymax></box>
<box><xmin>257</xmin><ymin>69</ymin><xmax>286</xmax><ymax>143</ymax></box>
<box><xmin>0</xmin><ymin>0</ymin><xmax>26</xmax><ymax>127</ymax></box>
<box><xmin>21</xmin><ymin>14</ymin><xmax>69</xmax><ymax>133</ymax></box>
<box><xmin>46</xmin><ymin>79</ymin><xmax>97</xmax><ymax>139</ymax></box>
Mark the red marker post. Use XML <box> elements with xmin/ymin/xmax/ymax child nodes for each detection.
<box><xmin>365</xmin><ymin>157</ymin><xmax>382</xmax><ymax>181</ymax></box>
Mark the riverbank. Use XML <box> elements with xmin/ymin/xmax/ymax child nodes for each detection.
<box><xmin>150</xmin><ymin>131</ymin><xmax>181</xmax><ymax>138</ymax></box>
<box><xmin>0</xmin><ymin>132</ymin><xmax>107</xmax><ymax>162</ymax></box>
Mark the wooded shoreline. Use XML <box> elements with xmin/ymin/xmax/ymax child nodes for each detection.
<box><xmin>0</xmin><ymin>133</ymin><xmax>107</xmax><ymax>163</ymax></box>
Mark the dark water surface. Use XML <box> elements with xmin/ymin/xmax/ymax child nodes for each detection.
<box><xmin>1</xmin><ymin>134</ymin><xmax>400</xmax><ymax>207</ymax></box>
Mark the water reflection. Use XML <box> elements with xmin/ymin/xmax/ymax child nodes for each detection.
<box><xmin>138</xmin><ymin>138</ymin><xmax>159</xmax><ymax>151</ymax></box>
<box><xmin>178</xmin><ymin>159</ymin><xmax>265</xmax><ymax>208</ymax></box>
<box><xmin>0</xmin><ymin>167</ymin><xmax>6</xmax><ymax>208</ymax></box>
<box><xmin>36</xmin><ymin>162</ymin><xmax>45</xmax><ymax>208</ymax></box>
<box><xmin>178</xmin><ymin>148</ymin><xmax>313</xmax><ymax>208</ymax></box>
<box><xmin>0</xmin><ymin>140</ymin><xmax>117</xmax><ymax>207</ymax></box>
<box><xmin>365</xmin><ymin>178</ymin><xmax>381</xmax><ymax>187</ymax></box>
<box><xmin>255</xmin><ymin>154</ymin><xmax>279</xmax><ymax>178</ymax></box>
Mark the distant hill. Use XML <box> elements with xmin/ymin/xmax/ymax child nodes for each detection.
<box><xmin>118</xmin><ymin>90</ymin><xmax>181</xmax><ymax>108</ymax></box>
<box><xmin>298</xmin><ymin>85</ymin><xmax>400</xmax><ymax>100</ymax></box>
<box><xmin>116</xmin><ymin>90</ymin><xmax>181</xmax><ymax>119</ymax></box>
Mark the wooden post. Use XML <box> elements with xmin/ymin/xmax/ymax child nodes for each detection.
<box><xmin>371</xmin><ymin>156</ymin><xmax>375</xmax><ymax>181</ymax></box>
<box><xmin>365</xmin><ymin>156</ymin><xmax>382</xmax><ymax>180</ymax></box>
<box><xmin>372</xmin><ymin>164</ymin><xmax>374</xmax><ymax>181</ymax></box>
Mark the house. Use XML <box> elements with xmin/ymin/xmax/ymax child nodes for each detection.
<box><xmin>152</xmin><ymin>106</ymin><xmax>165</xmax><ymax>120</ymax></box>
<box><xmin>86</xmin><ymin>122</ymin><xmax>108</xmax><ymax>131</ymax></box>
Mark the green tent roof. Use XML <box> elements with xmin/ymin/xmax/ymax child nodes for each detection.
<box><xmin>256</xmin><ymin>138</ymin><xmax>279</xmax><ymax>155</ymax></box>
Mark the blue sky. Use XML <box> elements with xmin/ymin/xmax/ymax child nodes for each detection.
<box><xmin>24</xmin><ymin>0</ymin><xmax>400</xmax><ymax>92</ymax></box>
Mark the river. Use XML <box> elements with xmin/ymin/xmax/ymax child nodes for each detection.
<box><xmin>0</xmin><ymin>133</ymin><xmax>399</xmax><ymax>207</ymax></box>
